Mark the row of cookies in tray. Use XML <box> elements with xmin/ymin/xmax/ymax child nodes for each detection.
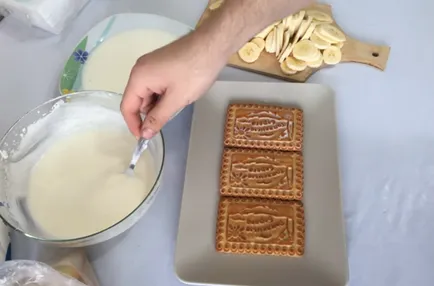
<box><xmin>215</xmin><ymin>103</ymin><xmax>306</xmax><ymax>257</ymax></box>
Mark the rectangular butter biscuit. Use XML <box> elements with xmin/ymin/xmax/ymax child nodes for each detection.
<box><xmin>223</xmin><ymin>103</ymin><xmax>303</xmax><ymax>151</ymax></box>
<box><xmin>220</xmin><ymin>148</ymin><xmax>304</xmax><ymax>200</ymax></box>
<box><xmin>216</xmin><ymin>197</ymin><xmax>305</xmax><ymax>257</ymax></box>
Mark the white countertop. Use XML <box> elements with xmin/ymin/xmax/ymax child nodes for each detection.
<box><xmin>2</xmin><ymin>0</ymin><xmax>434</xmax><ymax>286</ymax></box>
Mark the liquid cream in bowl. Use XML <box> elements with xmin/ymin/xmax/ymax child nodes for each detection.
<box><xmin>27</xmin><ymin>129</ymin><xmax>155</xmax><ymax>239</ymax></box>
<box><xmin>0</xmin><ymin>92</ymin><xmax>164</xmax><ymax>245</ymax></box>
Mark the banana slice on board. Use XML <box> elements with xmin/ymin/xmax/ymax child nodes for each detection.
<box><xmin>272</xmin><ymin>20</ymin><xmax>282</xmax><ymax>26</ymax></box>
<box><xmin>316</xmin><ymin>24</ymin><xmax>346</xmax><ymax>43</ymax></box>
<box><xmin>322</xmin><ymin>45</ymin><xmax>342</xmax><ymax>65</ymax></box>
<box><xmin>286</xmin><ymin>16</ymin><xmax>294</xmax><ymax>34</ymax></box>
<box><xmin>310</xmin><ymin>49</ymin><xmax>322</xmax><ymax>62</ymax></box>
<box><xmin>310</xmin><ymin>32</ymin><xmax>331</xmax><ymax>49</ymax></box>
<box><xmin>209</xmin><ymin>0</ymin><xmax>224</xmax><ymax>10</ymax></box>
<box><xmin>238</xmin><ymin>42</ymin><xmax>262</xmax><ymax>63</ymax></box>
<box><xmin>301</xmin><ymin>22</ymin><xmax>318</xmax><ymax>40</ymax></box>
<box><xmin>292</xmin><ymin>40</ymin><xmax>319</xmax><ymax>62</ymax></box>
<box><xmin>280</xmin><ymin>61</ymin><xmax>297</xmax><ymax>75</ymax></box>
<box><xmin>313</xmin><ymin>28</ymin><xmax>337</xmax><ymax>44</ymax></box>
<box><xmin>283</xmin><ymin>15</ymin><xmax>292</xmax><ymax>30</ymax></box>
<box><xmin>255</xmin><ymin>24</ymin><xmax>275</xmax><ymax>39</ymax></box>
<box><xmin>334</xmin><ymin>41</ymin><xmax>344</xmax><ymax>48</ymax></box>
<box><xmin>279</xmin><ymin>30</ymin><xmax>291</xmax><ymax>58</ymax></box>
<box><xmin>292</xmin><ymin>17</ymin><xmax>313</xmax><ymax>45</ymax></box>
<box><xmin>278</xmin><ymin>43</ymin><xmax>294</xmax><ymax>63</ymax></box>
<box><xmin>251</xmin><ymin>37</ymin><xmax>265</xmax><ymax>52</ymax></box>
<box><xmin>306</xmin><ymin>10</ymin><xmax>333</xmax><ymax>23</ymax></box>
<box><xmin>265</xmin><ymin>27</ymin><xmax>277</xmax><ymax>53</ymax></box>
<box><xmin>285</xmin><ymin>56</ymin><xmax>307</xmax><ymax>71</ymax></box>
<box><xmin>290</xmin><ymin>10</ymin><xmax>306</xmax><ymax>35</ymax></box>
<box><xmin>307</xmin><ymin>54</ymin><xmax>324</xmax><ymax>68</ymax></box>
<box><xmin>275</xmin><ymin>23</ymin><xmax>285</xmax><ymax>56</ymax></box>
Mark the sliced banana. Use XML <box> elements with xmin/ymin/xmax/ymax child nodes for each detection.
<box><xmin>310</xmin><ymin>32</ymin><xmax>331</xmax><ymax>49</ymax></box>
<box><xmin>301</xmin><ymin>22</ymin><xmax>318</xmax><ymax>40</ymax></box>
<box><xmin>313</xmin><ymin>29</ymin><xmax>337</xmax><ymax>44</ymax></box>
<box><xmin>290</xmin><ymin>10</ymin><xmax>306</xmax><ymax>35</ymax></box>
<box><xmin>316</xmin><ymin>24</ymin><xmax>346</xmax><ymax>43</ymax></box>
<box><xmin>334</xmin><ymin>41</ymin><xmax>344</xmax><ymax>48</ymax></box>
<box><xmin>272</xmin><ymin>20</ymin><xmax>282</xmax><ymax>26</ymax></box>
<box><xmin>283</xmin><ymin>15</ymin><xmax>292</xmax><ymax>30</ymax></box>
<box><xmin>209</xmin><ymin>0</ymin><xmax>224</xmax><ymax>10</ymax></box>
<box><xmin>251</xmin><ymin>37</ymin><xmax>265</xmax><ymax>52</ymax></box>
<box><xmin>238</xmin><ymin>9</ymin><xmax>345</xmax><ymax>69</ymax></box>
<box><xmin>287</xmin><ymin>17</ymin><xmax>295</xmax><ymax>34</ymax></box>
<box><xmin>280</xmin><ymin>61</ymin><xmax>297</xmax><ymax>75</ymax></box>
<box><xmin>255</xmin><ymin>24</ymin><xmax>275</xmax><ymax>39</ymax></box>
<box><xmin>278</xmin><ymin>43</ymin><xmax>294</xmax><ymax>63</ymax></box>
<box><xmin>274</xmin><ymin>27</ymin><xmax>279</xmax><ymax>56</ymax></box>
<box><xmin>275</xmin><ymin>23</ymin><xmax>285</xmax><ymax>56</ymax></box>
<box><xmin>322</xmin><ymin>45</ymin><xmax>342</xmax><ymax>65</ymax></box>
<box><xmin>238</xmin><ymin>42</ymin><xmax>262</xmax><ymax>63</ymax></box>
<box><xmin>292</xmin><ymin>40</ymin><xmax>319</xmax><ymax>62</ymax></box>
<box><xmin>265</xmin><ymin>27</ymin><xmax>277</xmax><ymax>53</ymax></box>
<box><xmin>292</xmin><ymin>17</ymin><xmax>313</xmax><ymax>45</ymax></box>
<box><xmin>306</xmin><ymin>10</ymin><xmax>333</xmax><ymax>23</ymax></box>
<box><xmin>298</xmin><ymin>17</ymin><xmax>313</xmax><ymax>39</ymax></box>
<box><xmin>285</xmin><ymin>56</ymin><xmax>307</xmax><ymax>71</ymax></box>
<box><xmin>279</xmin><ymin>30</ymin><xmax>291</xmax><ymax>58</ymax></box>
<box><xmin>310</xmin><ymin>49</ymin><xmax>322</xmax><ymax>62</ymax></box>
<box><xmin>307</xmin><ymin>54</ymin><xmax>324</xmax><ymax>68</ymax></box>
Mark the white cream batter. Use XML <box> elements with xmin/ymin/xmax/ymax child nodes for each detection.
<box><xmin>82</xmin><ymin>29</ymin><xmax>178</xmax><ymax>94</ymax></box>
<box><xmin>27</xmin><ymin>128</ymin><xmax>155</xmax><ymax>239</ymax></box>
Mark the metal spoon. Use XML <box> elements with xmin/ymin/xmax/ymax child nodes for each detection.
<box><xmin>125</xmin><ymin>137</ymin><xmax>149</xmax><ymax>176</ymax></box>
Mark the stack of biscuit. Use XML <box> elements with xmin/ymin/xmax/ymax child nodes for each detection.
<box><xmin>216</xmin><ymin>103</ymin><xmax>306</xmax><ymax>257</ymax></box>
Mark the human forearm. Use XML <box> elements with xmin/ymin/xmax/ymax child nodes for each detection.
<box><xmin>121</xmin><ymin>0</ymin><xmax>315</xmax><ymax>138</ymax></box>
<box><xmin>194</xmin><ymin>0</ymin><xmax>314</xmax><ymax>60</ymax></box>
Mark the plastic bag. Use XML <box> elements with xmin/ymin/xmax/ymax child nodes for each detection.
<box><xmin>0</xmin><ymin>260</ymin><xmax>87</xmax><ymax>286</ymax></box>
<box><xmin>0</xmin><ymin>0</ymin><xmax>89</xmax><ymax>34</ymax></box>
<box><xmin>47</xmin><ymin>249</ymin><xmax>100</xmax><ymax>286</ymax></box>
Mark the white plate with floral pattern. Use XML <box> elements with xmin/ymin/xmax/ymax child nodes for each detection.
<box><xmin>59</xmin><ymin>13</ymin><xmax>191</xmax><ymax>95</ymax></box>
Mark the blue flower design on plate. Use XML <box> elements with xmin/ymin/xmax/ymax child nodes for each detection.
<box><xmin>73</xmin><ymin>49</ymin><xmax>89</xmax><ymax>64</ymax></box>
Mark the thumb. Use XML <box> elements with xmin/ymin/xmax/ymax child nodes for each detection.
<box><xmin>141</xmin><ymin>92</ymin><xmax>184</xmax><ymax>139</ymax></box>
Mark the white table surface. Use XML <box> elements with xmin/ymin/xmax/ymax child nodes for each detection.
<box><xmin>2</xmin><ymin>0</ymin><xmax>434</xmax><ymax>286</ymax></box>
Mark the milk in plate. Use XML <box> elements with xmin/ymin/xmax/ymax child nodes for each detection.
<box><xmin>82</xmin><ymin>29</ymin><xmax>178</xmax><ymax>94</ymax></box>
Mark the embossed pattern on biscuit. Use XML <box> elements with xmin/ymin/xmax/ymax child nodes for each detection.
<box><xmin>224</xmin><ymin>103</ymin><xmax>303</xmax><ymax>151</ymax></box>
<box><xmin>216</xmin><ymin>197</ymin><xmax>305</xmax><ymax>257</ymax></box>
<box><xmin>220</xmin><ymin>148</ymin><xmax>304</xmax><ymax>200</ymax></box>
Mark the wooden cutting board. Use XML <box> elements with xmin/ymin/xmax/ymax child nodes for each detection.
<box><xmin>196</xmin><ymin>1</ymin><xmax>391</xmax><ymax>82</ymax></box>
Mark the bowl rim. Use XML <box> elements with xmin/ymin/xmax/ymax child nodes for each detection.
<box><xmin>0</xmin><ymin>90</ymin><xmax>166</xmax><ymax>243</ymax></box>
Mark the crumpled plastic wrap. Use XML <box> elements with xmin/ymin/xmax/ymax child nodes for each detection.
<box><xmin>0</xmin><ymin>0</ymin><xmax>89</xmax><ymax>34</ymax></box>
<box><xmin>0</xmin><ymin>260</ymin><xmax>87</xmax><ymax>286</ymax></box>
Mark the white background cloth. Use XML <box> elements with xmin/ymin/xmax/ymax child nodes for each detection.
<box><xmin>2</xmin><ymin>0</ymin><xmax>434</xmax><ymax>285</ymax></box>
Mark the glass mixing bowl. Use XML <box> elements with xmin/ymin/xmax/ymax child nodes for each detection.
<box><xmin>0</xmin><ymin>91</ymin><xmax>165</xmax><ymax>247</ymax></box>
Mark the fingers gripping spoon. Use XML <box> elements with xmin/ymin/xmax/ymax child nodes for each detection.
<box><xmin>126</xmin><ymin>137</ymin><xmax>149</xmax><ymax>176</ymax></box>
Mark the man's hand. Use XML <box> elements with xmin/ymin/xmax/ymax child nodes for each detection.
<box><xmin>121</xmin><ymin>33</ymin><xmax>226</xmax><ymax>138</ymax></box>
<box><xmin>121</xmin><ymin>0</ymin><xmax>313</xmax><ymax>139</ymax></box>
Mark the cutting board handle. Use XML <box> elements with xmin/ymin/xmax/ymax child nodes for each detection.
<box><xmin>342</xmin><ymin>38</ymin><xmax>391</xmax><ymax>71</ymax></box>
